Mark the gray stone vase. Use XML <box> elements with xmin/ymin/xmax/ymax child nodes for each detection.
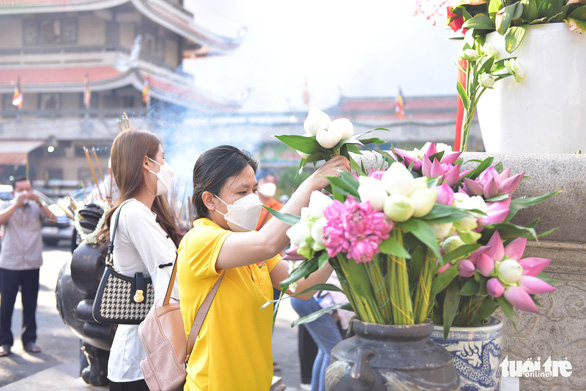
<box><xmin>325</xmin><ymin>319</ymin><xmax>460</xmax><ymax>391</ymax></box>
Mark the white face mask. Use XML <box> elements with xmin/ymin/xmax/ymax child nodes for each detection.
<box><xmin>259</xmin><ymin>182</ymin><xmax>277</xmax><ymax>198</ymax></box>
<box><xmin>214</xmin><ymin>193</ymin><xmax>263</xmax><ymax>232</ymax></box>
<box><xmin>148</xmin><ymin>158</ymin><xmax>174</xmax><ymax>196</ymax></box>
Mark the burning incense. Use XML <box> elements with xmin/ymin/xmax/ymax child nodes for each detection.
<box><xmin>56</xmin><ymin>203</ymin><xmax>75</xmax><ymax>221</ymax></box>
<box><xmin>92</xmin><ymin>147</ymin><xmax>105</xmax><ymax>182</ymax></box>
<box><xmin>83</xmin><ymin>147</ymin><xmax>103</xmax><ymax>200</ymax></box>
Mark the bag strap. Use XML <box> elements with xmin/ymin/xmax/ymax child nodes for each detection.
<box><xmin>106</xmin><ymin>199</ymin><xmax>132</xmax><ymax>264</ymax></box>
<box><xmin>161</xmin><ymin>229</ymin><xmax>225</xmax><ymax>361</ymax></box>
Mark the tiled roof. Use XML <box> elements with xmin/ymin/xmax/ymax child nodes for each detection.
<box><xmin>0</xmin><ymin>66</ymin><xmax>121</xmax><ymax>85</ymax></box>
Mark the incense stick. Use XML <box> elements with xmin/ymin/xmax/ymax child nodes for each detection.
<box><xmin>83</xmin><ymin>147</ymin><xmax>103</xmax><ymax>200</ymax></box>
<box><xmin>92</xmin><ymin>147</ymin><xmax>105</xmax><ymax>182</ymax></box>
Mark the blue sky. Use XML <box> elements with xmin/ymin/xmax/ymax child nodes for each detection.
<box><xmin>183</xmin><ymin>0</ymin><xmax>462</xmax><ymax>112</ymax></box>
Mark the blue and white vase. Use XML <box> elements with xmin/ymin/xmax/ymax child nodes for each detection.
<box><xmin>430</xmin><ymin>317</ymin><xmax>503</xmax><ymax>391</ymax></box>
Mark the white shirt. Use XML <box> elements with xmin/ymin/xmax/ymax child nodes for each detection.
<box><xmin>0</xmin><ymin>201</ymin><xmax>44</xmax><ymax>270</ymax></box>
<box><xmin>107</xmin><ymin>199</ymin><xmax>178</xmax><ymax>382</ymax></box>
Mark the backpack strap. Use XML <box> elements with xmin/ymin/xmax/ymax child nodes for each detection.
<box><xmin>161</xmin><ymin>229</ymin><xmax>225</xmax><ymax>362</ymax></box>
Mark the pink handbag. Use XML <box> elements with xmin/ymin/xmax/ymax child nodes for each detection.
<box><xmin>138</xmin><ymin>253</ymin><xmax>224</xmax><ymax>391</ymax></box>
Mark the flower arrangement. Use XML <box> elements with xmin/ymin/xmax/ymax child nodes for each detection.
<box><xmin>445</xmin><ymin>0</ymin><xmax>586</xmax><ymax>151</ymax></box>
<box><xmin>276</xmin><ymin>112</ymin><xmax>559</xmax><ymax>337</ymax></box>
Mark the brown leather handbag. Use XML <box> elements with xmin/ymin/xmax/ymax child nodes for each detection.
<box><xmin>138</xmin><ymin>248</ymin><xmax>224</xmax><ymax>391</ymax></box>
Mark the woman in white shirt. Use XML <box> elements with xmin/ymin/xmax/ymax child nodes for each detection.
<box><xmin>99</xmin><ymin>129</ymin><xmax>182</xmax><ymax>391</ymax></box>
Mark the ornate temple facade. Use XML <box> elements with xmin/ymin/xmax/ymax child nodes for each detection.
<box><xmin>0</xmin><ymin>0</ymin><xmax>245</xmax><ymax>188</ymax></box>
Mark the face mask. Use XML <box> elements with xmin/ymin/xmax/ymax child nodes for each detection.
<box><xmin>14</xmin><ymin>191</ymin><xmax>30</xmax><ymax>205</ymax></box>
<box><xmin>214</xmin><ymin>193</ymin><xmax>263</xmax><ymax>232</ymax></box>
<box><xmin>148</xmin><ymin>158</ymin><xmax>174</xmax><ymax>196</ymax></box>
<box><xmin>259</xmin><ymin>182</ymin><xmax>277</xmax><ymax>198</ymax></box>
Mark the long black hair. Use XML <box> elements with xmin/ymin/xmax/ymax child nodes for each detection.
<box><xmin>191</xmin><ymin>145</ymin><xmax>258</xmax><ymax>219</ymax></box>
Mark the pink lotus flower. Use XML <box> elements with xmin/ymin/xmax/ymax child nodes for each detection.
<box><xmin>435</xmin><ymin>183</ymin><xmax>455</xmax><ymax>206</ymax></box>
<box><xmin>462</xmin><ymin>167</ymin><xmax>524</xmax><ymax>199</ymax></box>
<box><xmin>422</xmin><ymin>157</ymin><xmax>470</xmax><ymax>187</ymax></box>
<box><xmin>393</xmin><ymin>142</ymin><xmax>462</xmax><ymax>173</ymax></box>
<box><xmin>322</xmin><ymin>197</ymin><xmax>393</xmax><ymax>263</ymax></box>
<box><xmin>473</xmin><ymin>231</ymin><xmax>555</xmax><ymax>312</ymax></box>
<box><xmin>458</xmin><ymin>259</ymin><xmax>475</xmax><ymax>277</ymax></box>
<box><xmin>478</xmin><ymin>197</ymin><xmax>511</xmax><ymax>226</ymax></box>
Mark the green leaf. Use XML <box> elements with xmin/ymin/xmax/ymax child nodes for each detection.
<box><xmin>399</xmin><ymin>219</ymin><xmax>442</xmax><ymax>259</ymax></box>
<box><xmin>280</xmin><ymin>257</ymin><xmax>319</xmax><ymax>289</ymax></box>
<box><xmin>291</xmin><ymin>303</ymin><xmax>348</xmax><ymax>327</ymax></box>
<box><xmin>538</xmin><ymin>0</ymin><xmax>566</xmax><ymax>19</ymax></box>
<box><xmin>507</xmin><ymin>190</ymin><xmax>561</xmax><ymax>220</ymax></box>
<box><xmin>496</xmin><ymin>3</ymin><xmax>521</xmax><ymax>35</ymax></box>
<box><xmin>431</xmin><ymin>265</ymin><xmax>459</xmax><ymax>298</ymax></box>
<box><xmin>291</xmin><ymin>283</ymin><xmax>344</xmax><ymax>298</ymax></box>
<box><xmin>318</xmin><ymin>251</ymin><xmax>330</xmax><ymax>269</ymax></box>
<box><xmin>264</xmin><ymin>206</ymin><xmax>300</xmax><ymax>226</ymax></box>
<box><xmin>466</xmin><ymin>157</ymin><xmax>494</xmax><ymax>180</ymax></box>
<box><xmin>459</xmin><ymin>280</ymin><xmax>480</xmax><ymax>296</ymax></box>
<box><xmin>358</xmin><ymin>137</ymin><xmax>386</xmax><ymax>145</ymax></box>
<box><xmin>422</xmin><ymin>204</ymin><xmax>476</xmax><ymax>224</ymax></box>
<box><xmin>456</xmin><ymin>81</ymin><xmax>470</xmax><ymax>110</ymax></box>
<box><xmin>484</xmin><ymin>193</ymin><xmax>511</xmax><ymax>202</ymax></box>
<box><xmin>568</xmin><ymin>5</ymin><xmax>586</xmax><ymax>21</ymax></box>
<box><xmin>379</xmin><ymin>236</ymin><xmax>411</xmax><ymax>258</ymax></box>
<box><xmin>489</xmin><ymin>0</ymin><xmax>504</xmax><ymax>21</ymax></box>
<box><xmin>327</xmin><ymin>171</ymin><xmax>360</xmax><ymax>199</ymax></box>
<box><xmin>477</xmin><ymin>56</ymin><xmax>495</xmax><ymax>74</ymax></box>
<box><xmin>504</xmin><ymin>25</ymin><xmax>527</xmax><ymax>53</ymax></box>
<box><xmin>462</xmin><ymin>13</ymin><xmax>495</xmax><ymax>30</ymax></box>
<box><xmin>477</xmin><ymin>298</ymin><xmax>500</xmax><ymax>321</ymax></box>
<box><xmin>496</xmin><ymin>295</ymin><xmax>516</xmax><ymax>327</ymax></box>
<box><xmin>442</xmin><ymin>281</ymin><xmax>461</xmax><ymax>339</ymax></box>
<box><xmin>443</xmin><ymin>243</ymin><xmax>482</xmax><ymax>264</ymax></box>
<box><xmin>520</xmin><ymin>0</ymin><xmax>539</xmax><ymax>21</ymax></box>
<box><xmin>274</xmin><ymin>135</ymin><xmax>321</xmax><ymax>154</ymax></box>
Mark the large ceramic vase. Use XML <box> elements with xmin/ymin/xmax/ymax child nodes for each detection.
<box><xmin>476</xmin><ymin>23</ymin><xmax>586</xmax><ymax>153</ymax></box>
<box><xmin>430</xmin><ymin>317</ymin><xmax>503</xmax><ymax>391</ymax></box>
<box><xmin>325</xmin><ymin>319</ymin><xmax>459</xmax><ymax>391</ymax></box>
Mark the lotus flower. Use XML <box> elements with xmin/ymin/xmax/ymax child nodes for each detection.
<box><xmin>381</xmin><ymin>162</ymin><xmax>416</xmax><ymax>196</ymax></box>
<box><xmin>462</xmin><ymin>166</ymin><xmax>524</xmax><ymax>199</ymax></box>
<box><xmin>304</xmin><ymin>107</ymin><xmax>331</xmax><ymax>136</ymax></box>
<box><xmin>358</xmin><ymin>176</ymin><xmax>388</xmax><ymax>211</ymax></box>
<box><xmin>393</xmin><ymin>142</ymin><xmax>461</xmax><ymax>173</ymax></box>
<box><xmin>383</xmin><ymin>194</ymin><xmax>414</xmax><ymax>222</ymax></box>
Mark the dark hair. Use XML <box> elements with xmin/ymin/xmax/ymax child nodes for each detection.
<box><xmin>11</xmin><ymin>177</ymin><xmax>28</xmax><ymax>188</ymax></box>
<box><xmin>192</xmin><ymin>145</ymin><xmax>258</xmax><ymax>219</ymax></box>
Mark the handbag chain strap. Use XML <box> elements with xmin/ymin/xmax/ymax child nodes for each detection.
<box><xmin>162</xmin><ymin>229</ymin><xmax>225</xmax><ymax>363</ymax></box>
<box><xmin>105</xmin><ymin>200</ymin><xmax>132</xmax><ymax>270</ymax></box>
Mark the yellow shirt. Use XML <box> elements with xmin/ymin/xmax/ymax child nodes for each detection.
<box><xmin>178</xmin><ymin>218</ymin><xmax>282</xmax><ymax>391</ymax></box>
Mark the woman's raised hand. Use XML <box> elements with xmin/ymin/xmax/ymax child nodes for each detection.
<box><xmin>307</xmin><ymin>155</ymin><xmax>351</xmax><ymax>191</ymax></box>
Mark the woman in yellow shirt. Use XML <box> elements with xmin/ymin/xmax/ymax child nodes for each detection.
<box><xmin>177</xmin><ymin>145</ymin><xmax>349</xmax><ymax>391</ymax></box>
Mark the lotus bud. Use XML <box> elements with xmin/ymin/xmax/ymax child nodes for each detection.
<box><xmin>381</xmin><ymin>162</ymin><xmax>416</xmax><ymax>196</ymax></box>
<box><xmin>409</xmin><ymin>188</ymin><xmax>437</xmax><ymax>218</ymax></box>
<box><xmin>307</xmin><ymin>191</ymin><xmax>334</xmax><ymax>219</ymax></box>
<box><xmin>442</xmin><ymin>235</ymin><xmax>465</xmax><ymax>254</ymax></box>
<box><xmin>383</xmin><ymin>194</ymin><xmax>414</xmax><ymax>222</ymax></box>
<box><xmin>435</xmin><ymin>183</ymin><xmax>455</xmax><ymax>206</ymax></box>
<box><xmin>430</xmin><ymin>222</ymin><xmax>453</xmax><ymax>240</ymax></box>
<box><xmin>412</xmin><ymin>177</ymin><xmax>428</xmax><ymax>192</ymax></box>
<box><xmin>503</xmin><ymin>286</ymin><xmax>538</xmax><ymax>313</ymax></box>
<box><xmin>518</xmin><ymin>257</ymin><xmax>551</xmax><ymax>277</ymax></box>
<box><xmin>437</xmin><ymin>263</ymin><xmax>451</xmax><ymax>274</ymax></box>
<box><xmin>477</xmin><ymin>253</ymin><xmax>495</xmax><ymax>277</ymax></box>
<box><xmin>304</xmin><ymin>107</ymin><xmax>331</xmax><ymax>136</ymax></box>
<box><xmin>479</xmin><ymin>73</ymin><xmax>496</xmax><ymax>88</ymax></box>
<box><xmin>458</xmin><ymin>259</ymin><xmax>475</xmax><ymax>277</ymax></box>
<box><xmin>311</xmin><ymin>218</ymin><xmax>328</xmax><ymax>251</ymax></box>
<box><xmin>460</xmin><ymin>49</ymin><xmax>479</xmax><ymax>61</ymax></box>
<box><xmin>458</xmin><ymin>229</ymin><xmax>482</xmax><ymax>244</ymax></box>
<box><xmin>497</xmin><ymin>258</ymin><xmax>523</xmax><ymax>284</ymax></box>
<box><xmin>519</xmin><ymin>275</ymin><xmax>555</xmax><ymax>294</ymax></box>
<box><xmin>297</xmin><ymin>150</ymin><xmax>310</xmax><ymax>159</ymax></box>
<box><xmin>330</xmin><ymin>118</ymin><xmax>354</xmax><ymax>139</ymax></box>
<box><xmin>358</xmin><ymin>177</ymin><xmax>388</xmax><ymax>211</ymax></box>
<box><xmin>286</xmin><ymin>220</ymin><xmax>312</xmax><ymax>248</ymax></box>
<box><xmin>316</xmin><ymin>124</ymin><xmax>343</xmax><ymax>149</ymax></box>
<box><xmin>487</xmin><ymin>278</ymin><xmax>505</xmax><ymax>297</ymax></box>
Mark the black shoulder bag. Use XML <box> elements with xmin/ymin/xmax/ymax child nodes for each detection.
<box><xmin>92</xmin><ymin>201</ymin><xmax>155</xmax><ymax>324</ymax></box>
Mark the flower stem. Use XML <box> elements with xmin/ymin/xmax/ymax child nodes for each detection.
<box><xmin>387</xmin><ymin>229</ymin><xmax>414</xmax><ymax>325</ymax></box>
<box><xmin>413</xmin><ymin>252</ymin><xmax>436</xmax><ymax>324</ymax></box>
<box><xmin>366</xmin><ymin>253</ymin><xmax>393</xmax><ymax>324</ymax></box>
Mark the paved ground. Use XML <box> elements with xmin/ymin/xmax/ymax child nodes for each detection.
<box><xmin>0</xmin><ymin>242</ymin><xmax>305</xmax><ymax>390</ymax></box>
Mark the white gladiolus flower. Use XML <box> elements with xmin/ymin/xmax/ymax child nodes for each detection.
<box><xmin>430</xmin><ymin>222</ymin><xmax>453</xmax><ymax>239</ymax></box>
<box><xmin>358</xmin><ymin>177</ymin><xmax>388</xmax><ymax>211</ymax></box>
<box><xmin>307</xmin><ymin>191</ymin><xmax>334</xmax><ymax>219</ymax></box>
<box><xmin>316</xmin><ymin>124</ymin><xmax>343</xmax><ymax>149</ymax></box>
<box><xmin>409</xmin><ymin>188</ymin><xmax>438</xmax><ymax>218</ymax></box>
<box><xmin>383</xmin><ymin>194</ymin><xmax>415</xmax><ymax>222</ymax></box>
<box><xmin>479</xmin><ymin>73</ymin><xmax>496</xmax><ymax>88</ymax></box>
<box><xmin>381</xmin><ymin>162</ymin><xmax>416</xmax><ymax>196</ymax></box>
<box><xmin>460</xmin><ymin>49</ymin><xmax>479</xmax><ymax>61</ymax></box>
<box><xmin>329</xmin><ymin>118</ymin><xmax>354</xmax><ymax>139</ymax></box>
<box><xmin>304</xmin><ymin>107</ymin><xmax>331</xmax><ymax>136</ymax></box>
<box><xmin>311</xmin><ymin>218</ymin><xmax>328</xmax><ymax>251</ymax></box>
<box><xmin>482</xmin><ymin>43</ymin><xmax>499</xmax><ymax>58</ymax></box>
<box><xmin>286</xmin><ymin>220</ymin><xmax>312</xmax><ymax>248</ymax></box>
<box><xmin>505</xmin><ymin>59</ymin><xmax>525</xmax><ymax>82</ymax></box>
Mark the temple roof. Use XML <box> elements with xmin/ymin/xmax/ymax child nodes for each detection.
<box><xmin>0</xmin><ymin>64</ymin><xmax>244</xmax><ymax>111</ymax></box>
<box><xmin>0</xmin><ymin>0</ymin><xmax>244</xmax><ymax>52</ymax></box>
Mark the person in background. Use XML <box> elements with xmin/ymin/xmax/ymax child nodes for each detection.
<box><xmin>98</xmin><ymin>129</ymin><xmax>182</xmax><ymax>391</ymax></box>
<box><xmin>0</xmin><ymin>177</ymin><xmax>57</xmax><ymax>357</ymax></box>
<box><xmin>291</xmin><ymin>272</ymin><xmax>352</xmax><ymax>391</ymax></box>
<box><xmin>177</xmin><ymin>145</ymin><xmax>350</xmax><ymax>391</ymax></box>
<box><xmin>255</xmin><ymin>169</ymin><xmax>285</xmax><ymax>372</ymax></box>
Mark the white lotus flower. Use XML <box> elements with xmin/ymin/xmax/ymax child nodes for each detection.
<box><xmin>316</xmin><ymin>124</ymin><xmax>343</xmax><ymax>149</ymax></box>
<box><xmin>311</xmin><ymin>218</ymin><xmax>328</xmax><ymax>251</ymax></box>
<box><xmin>383</xmin><ymin>194</ymin><xmax>414</xmax><ymax>222</ymax></box>
<box><xmin>358</xmin><ymin>177</ymin><xmax>388</xmax><ymax>211</ymax></box>
<box><xmin>286</xmin><ymin>220</ymin><xmax>312</xmax><ymax>248</ymax></box>
<box><xmin>430</xmin><ymin>222</ymin><xmax>453</xmax><ymax>240</ymax></box>
<box><xmin>454</xmin><ymin>194</ymin><xmax>487</xmax><ymax>231</ymax></box>
<box><xmin>409</xmin><ymin>188</ymin><xmax>438</xmax><ymax>218</ymax></box>
<box><xmin>307</xmin><ymin>191</ymin><xmax>334</xmax><ymax>219</ymax></box>
<box><xmin>381</xmin><ymin>162</ymin><xmax>416</xmax><ymax>196</ymax></box>
<box><xmin>329</xmin><ymin>118</ymin><xmax>354</xmax><ymax>139</ymax></box>
<box><xmin>498</xmin><ymin>259</ymin><xmax>523</xmax><ymax>284</ymax></box>
<box><xmin>304</xmin><ymin>107</ymin><xmax>331</xmax><ymax>136</ymax></box>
